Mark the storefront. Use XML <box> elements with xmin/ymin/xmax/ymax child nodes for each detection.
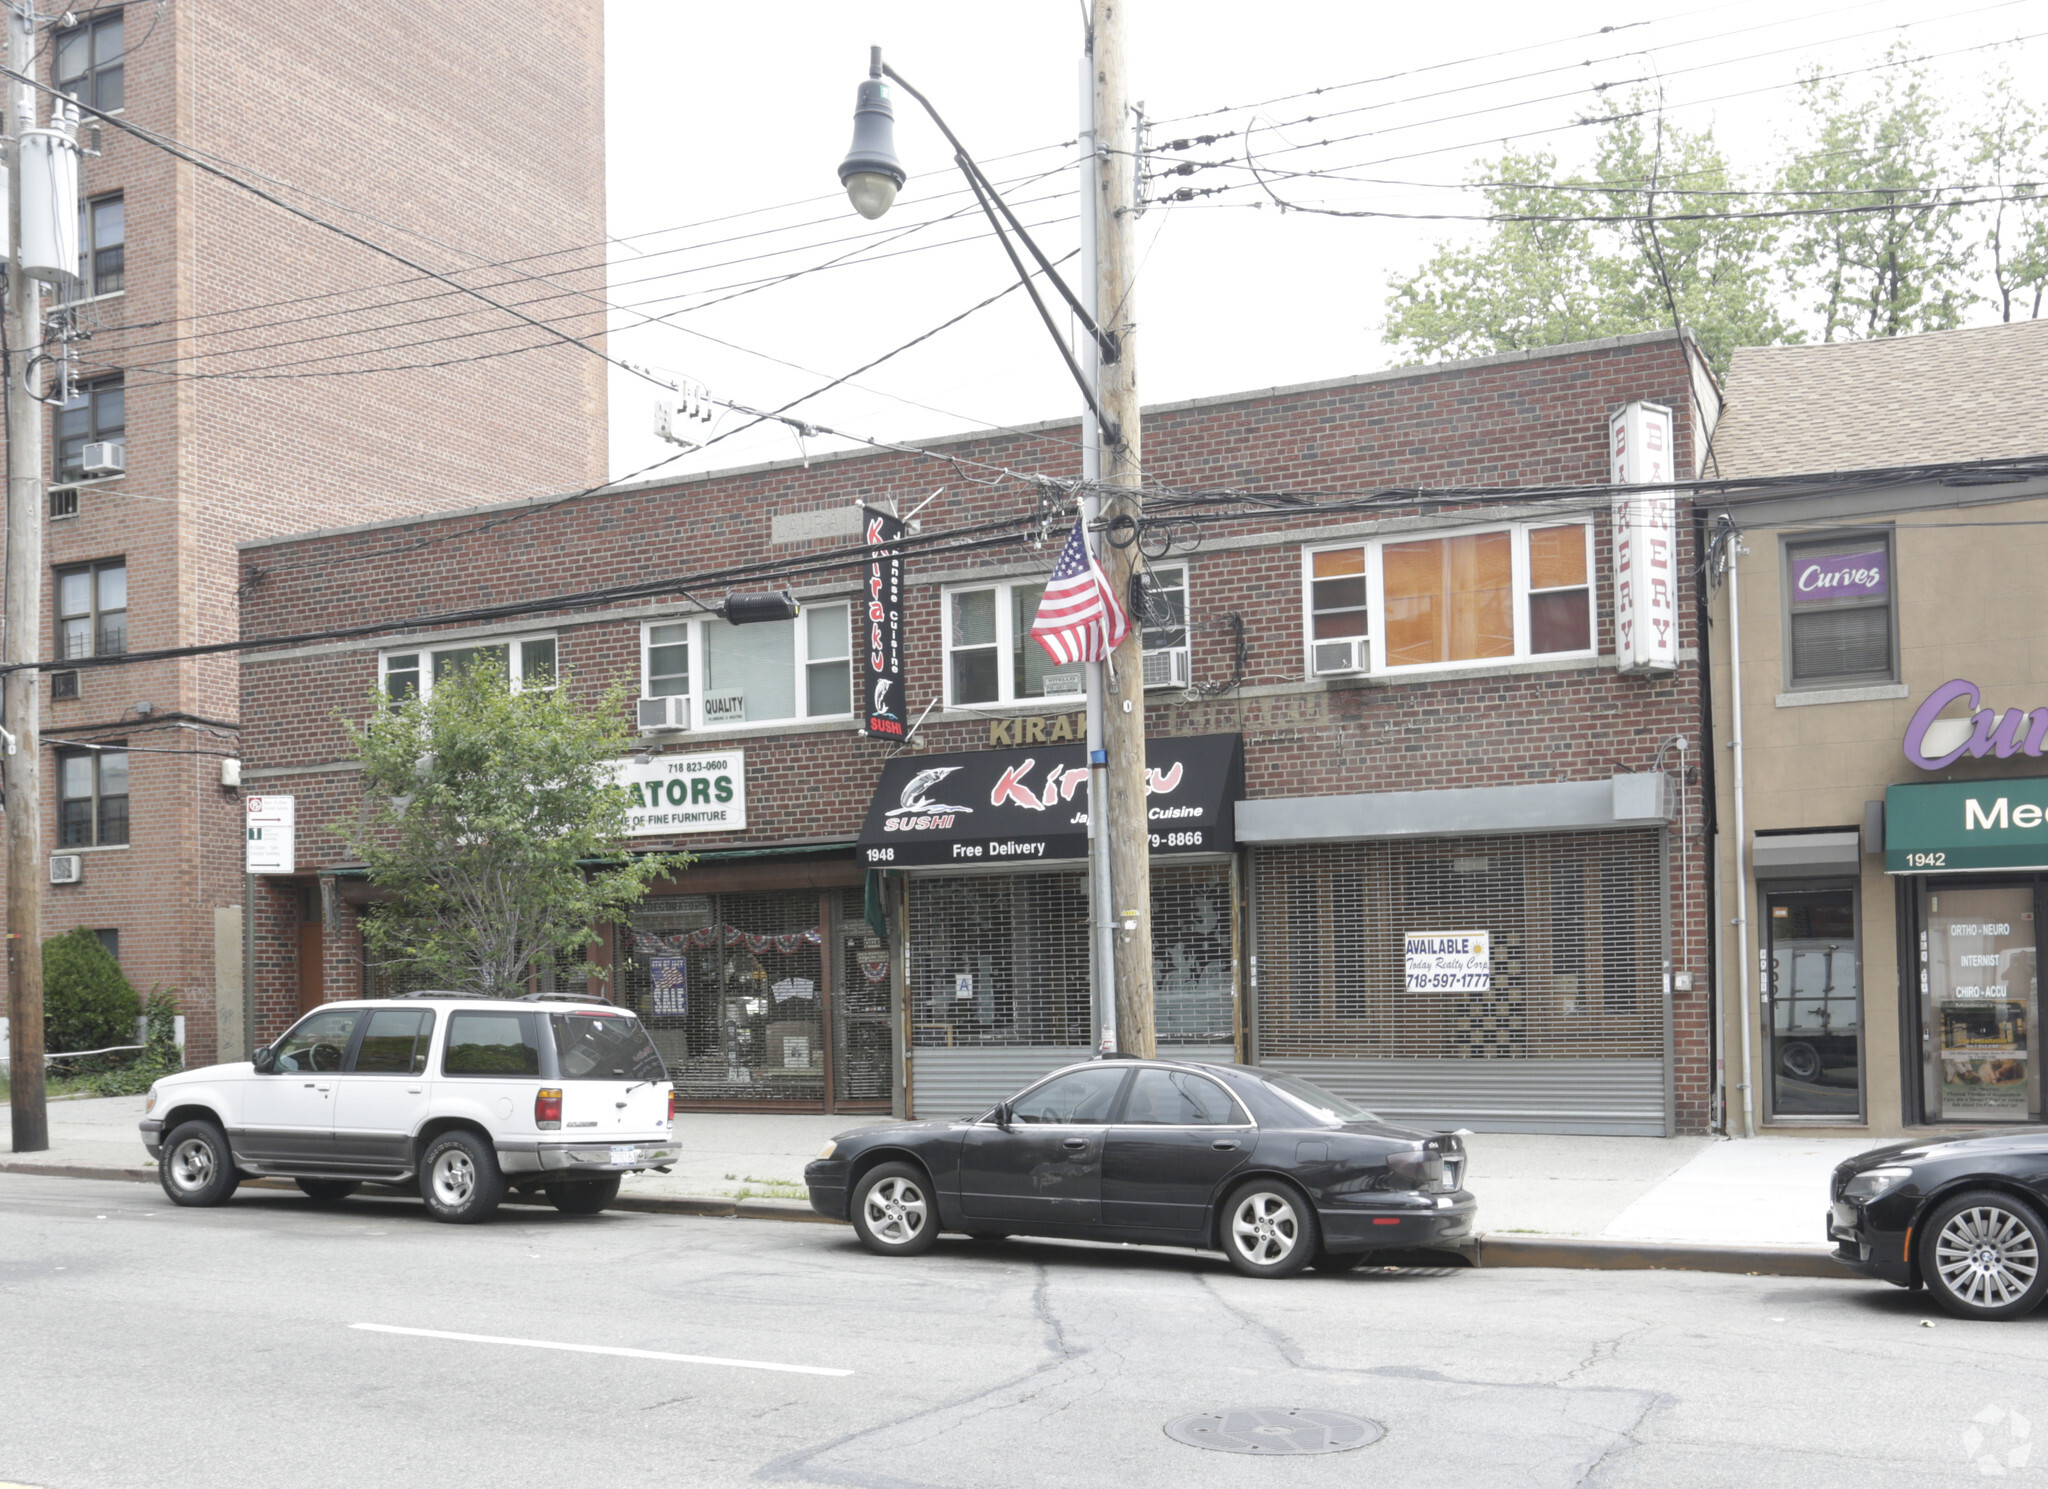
<box><xmin>858</xmin><ymin>735</ymin><xmax>1245</xmax><ymax>1117</ymax></box>
<box><xmin>1886</xmin><ymin>777</ymin><xmax>2048</xmax><ymax>1125</ymax></box>
<box><xmin>1240</xmin><ymin>776</ymin><xmax>1679</xmax><ymax>1135</ymax></box>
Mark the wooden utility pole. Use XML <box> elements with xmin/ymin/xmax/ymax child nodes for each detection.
<box><xmin>1091</xmin><ymin>0</ymin><xmax>1154</xmax><ymax>1056</ymax></box>
<box><xmin>3</xmin><ymin>0</ymin><xmax>49</xmax><ymax>1151</ymax></box>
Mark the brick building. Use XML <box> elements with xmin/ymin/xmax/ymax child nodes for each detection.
<box><xmin>240</xmin><ymin>329</ymin><xmax>1719</xmax><ymax>1135</ymax></box>
<box><xmin>4</xmin><ymin>1</ymin><xmax>606</xmax><ymax>1062</ymax></box>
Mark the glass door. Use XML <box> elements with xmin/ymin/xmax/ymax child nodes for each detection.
<box><xmin>1923</xmin><ymin>885</ymin><xmax>2040</xmax><ymax>1123</ymax></box>
<box><xmin>1763</xmin><ymin>887</ymin><xmax>1862</xmax><ymax>1119</ymax></box>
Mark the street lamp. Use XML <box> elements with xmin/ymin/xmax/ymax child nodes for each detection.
<box><xmin>837</xmin><ymin>47</ymin><xmax>905</xmax><ymax>220</ymax></box>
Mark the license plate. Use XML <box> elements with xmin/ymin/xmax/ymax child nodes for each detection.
<box><xmin>610</xmin><ymin>1145</ymin><xmax>637</xmax><ymax>1166</ymax></box>
<box><xmin>1830</xmin><ymin>1201</ymin><xmax>1858</xmax><ymax>1236</ymax></box>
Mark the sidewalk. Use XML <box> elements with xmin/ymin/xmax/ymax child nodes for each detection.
<box><xmin>1</xmin><ymin>1097</ymin><xmax>1888</xmax><ymax>1272</ymax></box>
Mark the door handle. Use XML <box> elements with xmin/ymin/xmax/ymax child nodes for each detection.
<box><xmin>1061</xmin><ymin>1137</ymin><xmax>1089</xmax><ymax>1151</ymax></box>
<box><xmin>407</xmin><ymin>1087</ymin><xmax>422</xmax><ymax>1094</ymax></box>
<box><xmin>1212</xmin><ymin>1140</ymin><xmax>1240</xmax><ymax>1151</ymax></box>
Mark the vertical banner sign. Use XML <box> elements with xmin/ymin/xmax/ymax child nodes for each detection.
<box><xmin>245</xmin><ymin>795</ymin><xmax>296</xmax><ymax>874</ymax></box>
<box><xmin>860</xmin><ymin>505</ymin><xmax>907</xmax><ymax>738</ymax></box>
<box><xmin>1609</xmin><ymin>401</ymin><xmax>1679</xmax><ymax>674</ymax></box>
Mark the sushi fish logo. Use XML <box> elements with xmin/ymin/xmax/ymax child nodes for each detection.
<box><xmin>887</xmin><ymin>766</ymin><xmax>974</xmax><ymax>818</ymax></box>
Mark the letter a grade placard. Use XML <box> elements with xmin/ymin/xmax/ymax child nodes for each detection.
<box><xmin>246</xmin><ymin>794</ymin><xmax>296</xmax><ymax>874</ymax></box>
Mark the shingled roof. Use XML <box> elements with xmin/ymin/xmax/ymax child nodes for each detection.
<box><xmin>1711</xmin><ymin>318</ymin><xmax>2048</xmax><ymax>477</ymax></box>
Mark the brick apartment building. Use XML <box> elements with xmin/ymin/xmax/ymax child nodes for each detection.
<box><xmin>239</xmin><ymin>329</ymin><xmax>1721</xmax><ymax>1136</ymax></box>
<box><xmin>3</xmin><ymin>1</ymin><xmax>606</xmax><ymax>1062</ymax></box>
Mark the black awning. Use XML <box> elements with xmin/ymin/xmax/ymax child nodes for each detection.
<box><xmin>858</xmin><ymin>733</ymin><xmax>1243</xmax><ymax>868</ymax></box>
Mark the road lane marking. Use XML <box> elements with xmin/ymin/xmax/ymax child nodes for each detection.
<box><xmin>348</xmin><ymin>1323</ymin><xmax>852</xmax><ymax>1377</ymax></box>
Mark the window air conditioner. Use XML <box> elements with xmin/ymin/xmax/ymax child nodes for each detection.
<box><xmin>636</xmin><ymin>696</ymin><xmax>690</xmax><ymax>733</ymax></box>
<box><xmin>81</xmin><ymin>441</ymin><xmax>125</xmax><ymax>477</ymax></box>
<box><xmin>1141</xmin><ymin>648</ymin><xmax>1190</xmax><ymax>691</ymax></box>
<box><xmin>49</xmin><ymin>853</ymin><xmax>82</xmax><ymax>885</ymax></box>
<box><xmin>1312</xmin><ymin>637</ymin><xmax>1366</xmax><ymax>676</ymax></box>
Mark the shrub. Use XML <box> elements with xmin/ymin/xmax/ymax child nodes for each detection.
<box><xmin>80</xmin><ymin>990</ymin><xmax>185</xmax><ymax>1097</ymax></box>
<box><xmin>43</xmin><ymin>927</ymin><xmax>141</xmax><ymax>1054</ymax></box>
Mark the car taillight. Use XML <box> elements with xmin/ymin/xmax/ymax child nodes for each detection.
<box><xmin>667</xmin><ymin>1088</ymin><xmax>676</xmax><ymax>1123</ymax></box>
<box><xmin>535</xmin><ymin>1088</ymin><xmax>563</xmax><ymax>1130</ymax></box>
<box><xmin>1385</xmin><ymin>1146</ymin><xmax>1444</xmax><ymax>1190</ymax></box>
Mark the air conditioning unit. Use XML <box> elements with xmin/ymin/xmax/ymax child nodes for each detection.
<box><xmin>49</xmin><ymin>853</ymin><xmax>82</xmax><ymax>885</ymax></box>
<box><xmin>81</xmin><ymin>441</ymin><xmax>125</xmax><ymax>477</ymax></box>
<box><xmin>636</xmin><ymin>695</ymin><xmax>690</xmax><ymax>733</ymax></box>
<box><xmin>1141</xmin><ymin>648</ymin><xmax>1190</xmax><ymax>690</ymax></box>
<box><xmin>1312</xmin><ymin>637</ymin><xmax>1367</xmax><ymax>676</ymax></box>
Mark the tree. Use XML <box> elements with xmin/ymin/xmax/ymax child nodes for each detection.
<box><xmin>1775</xmin><ymin>50</ymin><xmax>1973</xmax><ymax>341</ymax></box>
<box><xmin>1968</xmin><ymin>69</ymin><xmax>2048</xmax><ymax>323</ymax></box>
<box><xmin>339</xmin><ymin>655</ymin><xmax>686</xmax><ymax>995</ymax></box>
<box><xmin>1382</xmin><ymin>113</ymin><xmax>1784</xmax><ymax>376</ymax></box>
<box><xmin>43</xmin><ymin>926</ymin><xmax>140</xmax><ymax>1053</ymax></box>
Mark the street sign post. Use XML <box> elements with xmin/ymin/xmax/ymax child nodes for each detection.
<box><xmin>245</xmin><ymin>795</ymin><xmax>296</xmax><ymax>875</ymax></box>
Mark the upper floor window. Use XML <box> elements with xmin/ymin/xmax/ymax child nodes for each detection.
<box><xmin>56</xmin><ymin>379</ymin><xmax>123</xmax><ymax>482</ymax></box>
<box><xmin>1783</xmin><ymin>531</ymin><xmax>1895</xmax><ymax>689</ymax></box>
<box><xmin>75</xmin><ymin>194</ymin><xmax>124</xmax><ymax>297</ymax></box>
<box><xmin>1303</xmin><ymin>520</ymin><xmax>1595</xmax><ymax>677</ymax></box>
<box><xmin>638</xmin><ymin>606</ymin><xmax>853</xmax><ymax>729</ymax></box>
<box><xmin>58</xmin><ymin>746</ymin><xmax>128</xmax><ymax>847</ymax></box>
<box><xmin>380</xmin><ymin>634</ymin><xmax>556</xmax><ymax>705</ymax></box>
<box><xmin>944</xmin><ymin>580</ymin><xmax>1085</xmax><ymax>708</ymax></box>
<box><xmin>57</xmin><ymin>559</ymin><xmax>125</xmax><ymax>659</ymax></box>
<box><xmin>56</xmin><ymin>9</ymin><xmax>124</xmax><ymax>112</ymax></box>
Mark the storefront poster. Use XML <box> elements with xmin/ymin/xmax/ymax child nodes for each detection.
<box><xmin>860</xmin><ymin>506</ymin><xmax>907</xmax><ymax>739</ymax></box>
<box><xmin>614</xmin><ymin>751</ymin><xmax>746</xmax><ymax>836</ymax></box>
<box><xmin>1404</xmin><ymin>931</ymin><xmax>1491</xmax><ymax>993</ymax></box>
<box><xmin>649</xmin><ymin>957</ymin><xmax>688</xmax><ymax>1016</ymax></box>
<box><xmin>857</xmin><ymin>734</ymin><xmax>1244</xmax><ymax>866</ymax></box>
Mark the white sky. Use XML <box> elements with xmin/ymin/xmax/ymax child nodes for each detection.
<box><xmin>602</xmin><ymin>0</ymin><xmax>2044</xmax><ymax>483</ymax></box>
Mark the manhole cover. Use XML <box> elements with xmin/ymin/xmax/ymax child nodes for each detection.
<box><xmin>1163</xmin><ymin>1407</ymin><xmax>1384</xmax><ymax>1455</ymax></box>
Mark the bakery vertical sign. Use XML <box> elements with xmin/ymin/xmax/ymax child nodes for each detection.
<box><xmin>860</xmin><ymin>505</ymin><xmax>907</xmax><ymax>739</ymax></box>
<box><xmin>1609</xmin><ymin>401</ymin><xmax>1679</xmax><ymax>673</ymax></box>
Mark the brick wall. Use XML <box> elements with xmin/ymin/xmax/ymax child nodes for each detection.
<box><xmin>240</xmin><ymin>332</ymin><xmax>1717</xmax><ymax>1130</ymax></box>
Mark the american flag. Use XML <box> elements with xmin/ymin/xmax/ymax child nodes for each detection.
<box><xmin>1029</xmin><ymin>518</ymin><xmax>1130</xmax><ymax>665</ymax></box>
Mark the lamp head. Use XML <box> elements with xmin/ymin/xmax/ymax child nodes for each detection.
<box><xmin>838</xmin><ymin>45</ymin><xmax>905</xmax><ymax>219</ymax></box>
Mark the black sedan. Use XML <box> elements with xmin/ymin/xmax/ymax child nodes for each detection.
<box><xmin>804</xmin><ymin>1058</ymin><xmax>1475</xmax><ymax>1278</ymax></box>
<box><xmin>1832</xmin><ymin>1128</ymin><xmax>2048</xmax><ymax>1319</ymax></box>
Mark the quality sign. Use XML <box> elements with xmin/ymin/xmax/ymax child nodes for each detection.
<box><xmin>614</xmin><ymin>751</ymin><xmax>746</xmax><ymax>837</ymax></box>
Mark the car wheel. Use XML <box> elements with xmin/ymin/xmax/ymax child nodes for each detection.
<box><xmin>1311</xmin><ymin>1247</ymin><xmax>1370</xmax><ymax>1273</ymax></box>
<box><xmin>545</xmin><ymin>1175</ymin><xmax>623</xmax><ymax>1216</ymax></box>
<box><xmin>1780</xmin><ymin>1042</ymin><xmax>1822</xmax><ymax>1081</ymax></box>
<box><xmin>849</xmin><ymin>1162</ymin><xmax>938</xmax><ymax>1256</ymax></box>
<box><xmin>1920</xmin><ymin>1189</ymin><xmax>2048</xmax><ymax>1320</ymax></box>
<box><xmin>419</xmin><ymin>1130</ymin><xmax>507</xmax><ymax>1224</ymax></box>
<box><xmin>295</xmin><ymin>1178</ymin><xmax>360</xmax><ymax>1205</ymax></box>
<box><xmin>159</xmin><ymin>1119</ymin><xmax>238</xmax><ymax>1207</ymax></box>
<box><xmin>1222</xmin><ymin>1178</ymin><xmax>1319</xmax><ymax>1278</ymax></box>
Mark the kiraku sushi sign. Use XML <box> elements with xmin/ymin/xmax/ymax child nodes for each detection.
<box><xmin>614</xmin><ymin>750</ymin><xmax>746</xmax><ymax>835</ymax></box>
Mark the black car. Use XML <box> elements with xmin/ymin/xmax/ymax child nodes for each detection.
<box><xmin>804</xmin><ymin>1058</ymin><xmax>1475</xmax><ymax>1278</ymax></box>
<box><xmin>1831</xmin><ymin>1129</ymin><xmax>2048</xmax><ymax>1320</ymax></box>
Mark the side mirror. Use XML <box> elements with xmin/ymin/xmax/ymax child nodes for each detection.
<box><xmin>994</xmin><ymin>1101</ymin><xmax>1012</xmax><ymax>1131</ymax></box>
<box><xmin>251</xmin><ymin>1046</ymin><xmax>275</xmax><ymax>1074</ymax></box>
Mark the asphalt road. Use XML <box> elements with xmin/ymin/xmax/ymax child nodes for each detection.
<box><xmin>1</xmin><ymin>1173</ymin><xmax>2042</xmax><ymax>1489</ymax></box>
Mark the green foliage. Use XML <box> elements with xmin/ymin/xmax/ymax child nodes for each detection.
<box><xmin>1775</xmin><ymin>50</ymin><xmax>1971</xmax><ymax>341</ymax></box>
<box><xmin>338</xmin><ymin>653</ymin><xmax>688</xmax><ymax>995</ymax></box>
<box><xmin>76</xmin><ymin>989</ymin><xmax>185</xmax><ymax>1097</ymax></box>
<box><xmin>1969</xmin><ymin>69</ymin><xmax>2048</xmax><ymax>323</ymax></box>
<box><xmin>42</xmin><ymin>927</ymin><xmax>140</xmax><ymax>1054</ymax></box>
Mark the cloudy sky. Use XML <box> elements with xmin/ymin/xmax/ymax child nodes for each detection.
<box><xmin>602</xmin><ymin>0</ymin><xmax>2042</xmax><ymax>483</ymax></box>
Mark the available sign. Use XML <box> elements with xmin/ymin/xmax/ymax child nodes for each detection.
<box><xmin>245</xmin><ymin>795</ymin><xmax>295</xmax><ymax>874</ymax></box>
<box><xmin>1886</xmin><ymin>778</ymin><xmax>2048</xmax><ymax>873</ymax></box>
<box><xmin>1404</xmin><ymin>931</ymin><xmax>1491</xmax><ymax>992</ymax></box>
<box><xmin>614</xmin><ymin>751</ymin><xmax>746</xmax><ymax>836</ymax></box>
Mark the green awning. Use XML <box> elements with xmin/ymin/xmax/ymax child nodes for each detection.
<box><xmin>1886</xmin><ymin>780</ymin><xmax>2048</xmax><ymax>873</ymax></box>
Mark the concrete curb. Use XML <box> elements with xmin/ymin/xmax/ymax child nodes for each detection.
<box><xmin>0</xmin><ymin>1160</ymin><xmax>1849</xmax><ymax>1272</ymax></box>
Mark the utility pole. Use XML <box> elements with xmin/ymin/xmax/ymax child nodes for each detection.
<box><xmin>1091</xmin><ymin>0</ymin><xmax>1155</xmax><ymax>1057</ymax></box>
<box><xmin>3</xmin><ymin>0</ymin><xmax>48</xmax><ymax>1151</ymax></box>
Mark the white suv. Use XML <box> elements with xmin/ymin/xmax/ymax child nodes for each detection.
<box><xmin>139</xmin><ymin>993</ymin><xmax>677</xmax><ymax>1223</ymax></box>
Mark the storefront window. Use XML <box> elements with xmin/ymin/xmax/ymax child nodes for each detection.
<box><xmin>1763</xmin><ymin>888</ymin><xmax>1861</xmax><ymax>1119</ymax></box>
<box><xmin>1923</xmin><ymin>885</ymin><xmax>2040</xmax><ymax>1123</ymax></box>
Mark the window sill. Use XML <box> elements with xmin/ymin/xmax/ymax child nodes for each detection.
<box><xmin>62</xmin><ymin>842</ymin><xmax>131</xmax><ymax>854</ymax></box>
<box><xmin>1774</xmin><ymin>683</ymin><xmax>1909</xmax><ymax>709</ymax></box>
<box><xmin>936</xmin><ymin>697</ymin><xmax>1089</xmax><ymax>722</ymax></box>
<box><xmin>51</xmin><ymin>289</ymin><xmax>124</xmax><ymax>311</ymax></box>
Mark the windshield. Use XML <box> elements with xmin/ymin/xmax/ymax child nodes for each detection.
<box><xmin>549</xmin><ymin>1011</ymin><xmax>667</xmax><ymax>1082</ymax></box>
<box><xmin>1261</xmin><ymin>1072</ymin><xmax>1379</xmax><ymax>1124</ymax></box>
